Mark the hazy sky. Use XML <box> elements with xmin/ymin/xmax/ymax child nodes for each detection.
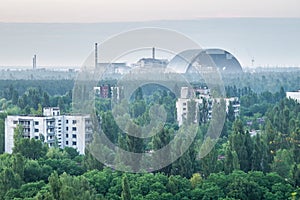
<box><xmin>0</xmin><ymin>1</ymin><xmax>299</xmax><ymax>68</ymax></box>
<box><xmin>0</xmin><ymin>0</ymin><xmax>299</xmax><ymax>22</ymax></box>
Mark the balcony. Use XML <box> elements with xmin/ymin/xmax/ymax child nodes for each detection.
<box><xmin>47</xmin><ymin>131</ymin><xmax>55</xmax><ymax>136</ymax></box>
<box><xmin>47</xmin><ymin>138</ymin><xmax>55</xmax><ymax>143</ymax></box>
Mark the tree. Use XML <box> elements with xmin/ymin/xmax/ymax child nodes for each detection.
<box><xmin>134</xmin><ymin>87</ymin><xmax>143</xmax><ymax>101</ymax></box>
<box><xmin>224</xmin><ymin>146</ymin><xmax>240</xmax><ymax>174</ymax></box>
<box><xmin>0</xmin><ymin>116</ymin><xmax>5</xmax><ymax>154</ymax></box>
<box><xmin>291</xmin><ymin>128</ymin><xmax>300</xmax><ymax>163</ymax></box>
<box><xmin>190</xmin><ymin>173</ymin><xmax>202</xmax><ymax>189</ymax></box>
<box><xmin>43</xmin><ymin>92</ymin><xmax>50</xmax><ymax>107</ymax></box>
<box><xmin>186</xmin><ymin>100</ymin><xmax>197</xmax><ymax>125</ymax></box>
<box><xmin>227</xmin><ymin>101</ymin><xmax>235</xmax><ymax>122</ymax></box>
<box><xmin>83</xmin><ymin>148</ymin><xmax>104</xmax><ymax>171</ymax></box>
<box><xmin>11</xmin><ymin>90</ymin><xmax>19</xmax><ymax>105</ymax></box>
<box><xmin>121</xmin><ymin>175</ymin><xmax>131</xmax><ymax>200</ymax></box>
<box><xmin>271</xmin><ymin>149</ymin><xmax>294</xmax><ymax>179</ymax></box>
<box><xmin>125</xmin><ymin>122</ymin><xmax>143</xmax><ymax>172</ymax></box>
<box><xmin>48</xmin><ymin>171</ymin><xmax>61</xmax><ymax>200</ymax></box>
<box><xmin>170</xmin><ymin>125</ymin><xmax>197</xmax><ymax>178</ymax></box>
<box><xmin>58</xmin><ymin>97</ymin><xmax>65</xmax><ymax>112</ymax></box>
<box><xmin>12</xmin><ymin>153</ymin><xmax>25</xmax><ymax>180</ymax></box>
<box><xmin>199</xmin><ymin>137</ymin><xmax>218</xmax><ymax>178</ymax></box>
<box><xmin>251</xmin><ymin>134</ymin><xmax>269</xmax><ymax>172</ymax></box>
<box><xmin>101</xmin><ymin>111</ymin><xmax>119</xmax><ymax>144</ymax></box>
<box><xmin>198</xmin><ymin>98</ymin><xmax>209</xmax><ymax>125</ymax></box>
<box><xmin>24</xmin><ymin>160</ymin><xmax>43</xmax><ymax>182</ymax></box>
<box><xmin>229</xmin><ymin>120</ymin><xmax>253</xmax><ymax>172</ymax></box>
<box><xmin>14</xmin><ymin>138</ymin><xmax>47</xmax><ymax>160</ymax></box>
<box><xmin>0</xmin><ymin>168</ymin><xmax>22</xmax><ymax>198</ymax></box>
<box><xmin>152</xmin><ymin>127</ymin><xmax>172</xmax><ymax>175</ymax></box>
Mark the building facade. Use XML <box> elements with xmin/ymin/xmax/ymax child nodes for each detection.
<box><xmin>286</xmin><ymin>90</ymin><xmax>300</xmax><ymax>103</ymax></box>
<box><xmin>5</xmin><ymin>107</ymin><xmax>92</xmax><ymax>154</ymax></box>
<box><xmin>176</xmin><ymin>87</ymin><xmax>240</xmax><ymax>126</ymax></box>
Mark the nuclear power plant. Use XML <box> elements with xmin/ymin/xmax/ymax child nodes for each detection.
<box><xmin>0</xmin><ymin>43</ymin><xmax>244</xmax><ymax>80</ymax></box>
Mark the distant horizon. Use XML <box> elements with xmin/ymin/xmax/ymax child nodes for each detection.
<box><xmin>0</xmin><ymin>18</ymin><xmax>299</xmax><ymax>68</ymax></box>
<box><xmin>1</xmin><ymin>64</ymin><xmax>300</xmax><ymax>70</ymax></box>
<box><xmin>1</xmin><ymin>17</ymin><xmax>299</xmax><ymax>24</ymax></box>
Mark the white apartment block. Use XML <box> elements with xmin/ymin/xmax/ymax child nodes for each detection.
<box><xmin>5</xmin><ymin>107</ymin><xmax>92</xmax><ymax>154</ymax></box>
<box><xmin>225</xmin><ymin>97</ymin><xmax>240</xmax><ymax>118</ymax></box>
<box><xmin>176</xmin><ymin>87</ymin><xmax>240</xmax><ymax>126</ymax></box>
<box><xmin>286</xmin><ymin>90</ymin><xmax>300</xmax><ymax>103</ymax></box>
<box><xmin>176</xmin><ymin>87</ymin><xmax>204</xmax><ymax>126</ymax></box>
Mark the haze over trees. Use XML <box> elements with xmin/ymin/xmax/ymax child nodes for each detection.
<box><xmin>0</xmin><ymin>71</ymin><xmax>300</xmax><ymax>199</ymax></box>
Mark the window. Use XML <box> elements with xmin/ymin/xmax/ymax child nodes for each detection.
<box><xmin>183</xmin><ymin>102</ymin><xmax>187</xmax><ymax>106</ymax></box>
<box><xmin>66</xmin><ymin>134</ymin><xmax>69</xmax><ymax>138</ymax></box>
<box><xmin>183</xmin><ymin>108</ymin><xmax>186</xmax><ymax>111</ymax></box>
<box><xmin>72</xmin><ymin>134</ymin><xmax>77</xmax><ymax>139</ymax></box>
<box><xmin>34</xmin><ymin>129</ymin><xmax>39</xmax><ymax>132</ymax></box>
<box><xmin>72</xmin><ymin>120</ymin><xmax>77</xmax><ymax>124</ymax></box>
<box><xmin>66</xmin><ymin>141</ymin><xmax>69</xmax><ymax>145</ymax></box>
<box><xmin>66</xmin><ymin>120</ymin><xmax>69</xmax><ymax>124</ymax></box>
<box><xmin>72</xmin><ymin>141</ymin><xmax>77</xmax><ymax>146</ymax></box>
<box><xmin>13</xmin><ymin>120</ymin><xmax>18</xmax><ymax>124</ymax></box>
<box><xmin>66</xmin><ymin>127</ymin><xmax>68</xmax><ymax>131</ymax></box>
<box><xmin>34</xmin><ymin>121</ymin><xmax>39</xmax><ymax>125</ymax></box>
<box><xmin>72</xmin><ymin>127</ymin><xmax>77</xmax><ymax>131</ymax></box>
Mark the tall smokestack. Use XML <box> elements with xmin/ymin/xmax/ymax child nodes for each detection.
<box><xmin>152</xmin><ymin>47</ymin><xmax>155</xmax><ymax>59</ymax></box>
<box><xmin>95</xmin><ymin>43</ymin><xmax>98</xmax><ymax>68</ymax></box>
<box><xmin>33</xmin><ymin>54</ymin><xmax>36</xmax><ymax>69</ymax></box>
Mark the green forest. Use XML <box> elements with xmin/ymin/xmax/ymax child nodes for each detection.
<box><xmin>0</xmin><ymin>71</ymin><xmax>299</xmax><ymax>200</ymax></box>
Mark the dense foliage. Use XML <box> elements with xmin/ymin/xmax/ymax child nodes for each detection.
<box><xmin>0</xmin><ymin>72</ymin><xmax>300</xmax><ymax>199</ymax></box>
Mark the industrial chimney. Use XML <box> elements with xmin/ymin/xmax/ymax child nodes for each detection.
<box><xmin>152</xmin><ymin>47</ymin><xmax>155</xmax><ymax>59</ymax></box>
<box><xmin>95</xmin><ymin>43</ymin><xmax>98</xmax><ymax>68</ymax></box>
<box><xmin>33</xmin><ymin>54</ymin><xmax>37</xmax><ymax>69</ymax></box>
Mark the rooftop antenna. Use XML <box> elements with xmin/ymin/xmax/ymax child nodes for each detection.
<box><xmin>152</xmin><ymin>47</ymin><xmax>155</xmax><ymax>59</ymax></box>
<box><xmin>95</xmin><ymin>43</ymin><xmax>98</xmax><ymax>68</ymax></box>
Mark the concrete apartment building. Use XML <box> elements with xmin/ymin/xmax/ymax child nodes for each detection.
<box><xmin>286</xmin><ymin>90</ymin><xmax>300</xmax><ymax>103</ymax></box>
<box><xmin>176</xmin><ymin>87</ymin><xmax>240</xmax><ymax>126</ymax></box>
<box><xmin>5</xmin><ymin>107</ymin><xmax>92</xmax><ymax>154</ymax></box>
<box><xmin>176</xmin><ymin>87</ymin><xmax>204</xmax><ymax>126</ymax></box>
